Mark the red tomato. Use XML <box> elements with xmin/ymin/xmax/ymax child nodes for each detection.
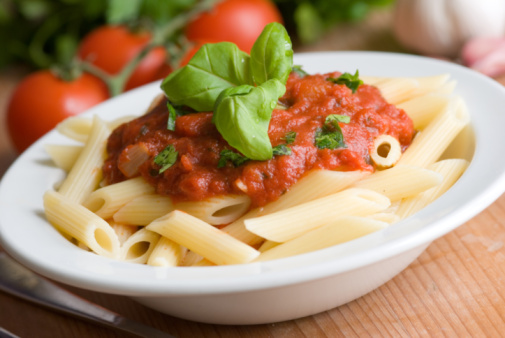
<box><xmin>6</xmin><ymin>70</ymin><xmax>109</xmax><ymax>153</ymax></box>
<box><xmin>78</xmin><ymin>25</ymin><xmax>167</xmax><ymax>91</ymax></box>
<box><xmin>185</xmin><ymin>0</ymin><xmax>283</xmax><ymax>53</ymax></box>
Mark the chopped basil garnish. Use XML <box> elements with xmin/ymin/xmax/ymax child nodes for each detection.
<box><xmin>167</xmin><ymin>102</ymin><xmax>177</xmax><ymax>131</ymax></box>
<box><xmin>314</xmin><ymin>114</ymin><xmax>350</xmax><ymax>150</ymax></box>
<box><xmin>292</xmin><ymin>65</ymin><xmax>308</xmax><ymax>78</ymax></box>
<box><xmin>218</xmin><ymin>149</ymin><xmax>249</xmax><ymax>168</ymax></box>
<box><xmin>272</xmin><ymin>144</ymin><xmax>292</xmax><ymax>156</ymax></box>
<box><xmin>154</xmin><ymin>145</ymin><xmax>178</xmax><ymax>173</ymax></box>
<box><xmin>327</xmin><ymin>70</ymin><xmax>363</xmax><ymax>93</ymax></box>
<box><xmin>282</xmin><ymin>131</ymin><xmax>297</xmax><ymax>144</ymax></box>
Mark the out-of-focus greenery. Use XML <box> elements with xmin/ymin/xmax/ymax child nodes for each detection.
<box><xmin>0</xmin><ymin>0</ymin><xmax>395</xmax><ymax>70</ymax></box>
<box><xmin>273</xmin><ymin>0</ymin><xmax>395</xmax><ymax>44</ymax></box>
<box><xmin>0</xmin><ymin>0</ymin><xmax>197</xmax><ymax>69</ymax></box>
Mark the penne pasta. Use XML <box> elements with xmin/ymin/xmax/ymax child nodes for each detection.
<box><xmin>113</xmin><ymin>194</ymin><xmax>174</xmax><ymax>226</ymax></box>
<box><xmin>44</xmin><ymin>144</ymin><xmax>83</xmax><ymax>172</ymax></box>
<box><xmin>222</xmin><ymin>170</ymin><xmax>368</xmax><ymax>245</ymax></box>
<box><xmin>397</xmin><ymin>93</ymin><xmax>449</xmax><ymax>130</ymax></box>
<box><xmin>254</xmin><ymin>216</ymin><xmax>388</xmax><ymax>262</ymax></box>
<box><xmin>353</xmin><ymin>165</ymin><xmax>443</xmax><ymax>202</ymax></box>
<box><xmin>369</xmin><ymin>135</ymin><xmax>402</xmax><ymax>169</ymax></box>
<box><xmin>43</xmin><ymin>190</ymin><xmax>120</xmax><ymax>259</ymax></box>
<box><xmin>120</xmin><ymin>228</ymin><xmax>160</xmax><ymax>264</ymax></box>
<box><xmin>110</xmin><ymin>222</ymin><xmax>138</xmax><ymax>245</ymax></box>
<box><xmin>175</xmin><ymin>195</ymin><xmax>251</xmax><ymax>226</ymax></box>
<box><xmin>147</xmin><ymin>237</ymin><xmax>185</xmax><ymax>267</ymax></box>
<box><xmin>83</xmin><ymin>177</ymin><xmax>155</xmax><ymax>219</ymax></box>
<box><xmin>56</xmin><ymin>116</ymin><xmax>93</xmax><ymax>143</ymax></box>
<box><xmin>57</xmin><ymin>116</ymin><xmax>110</xmax><ymax>204</ymax></box>
<box><xmin>147</xmin><ymin>210</ymin><xmax>260</xmax><ymax>265</ymax></box>
<box><xmin>244</xmin><ymin>188</ymin><xmax>391</xmax><ymax>242</ymax></box>
<box><xmin>397</xmin><ymin>97</ymin><xmax>470</xmax><ymax>168</ymax></box>
<box><xmin>396</xmin><ymin>159</ymin><xmax>469</xmax><ymax>219</ymax></box>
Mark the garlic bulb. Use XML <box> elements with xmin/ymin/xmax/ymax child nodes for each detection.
<box><xmin>393</xmin><ymin>0</ymin><xmax>505</xmax><ymax>57</ymax></box>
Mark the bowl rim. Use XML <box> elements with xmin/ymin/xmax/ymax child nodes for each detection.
<box><xmin>2</xmin><ymin>51</ymin><xmax>505</xmax><ymax>296</ymax></box>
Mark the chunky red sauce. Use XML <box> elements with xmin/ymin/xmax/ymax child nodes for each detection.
<box><xmin>103</xmin><ymin>72</ymin><xmax>415</xmax><ymax>208</ymax></box>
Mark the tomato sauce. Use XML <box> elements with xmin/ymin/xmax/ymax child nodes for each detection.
<box><xmin>103</xmin><ymin>72</ymin><xmax>415</xmax><ymax>208</ymax></box>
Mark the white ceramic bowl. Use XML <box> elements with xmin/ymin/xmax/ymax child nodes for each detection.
<box><xmin>2</xmin><ymin>52</ymin><xmax>505</xmax><ymax>325</ymax></box>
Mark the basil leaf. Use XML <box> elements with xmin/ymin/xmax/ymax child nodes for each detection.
<box><xmin>218</xmin><ymin>149</ymin><xmax>249</xmax><ymax>168</ymax></box>
<box><xmin>292</xmin><ymin>65</ymin><xmax>308</xmax><ymax>78</ymax></box>
<box><xmin>282</xmin><ymin>131</ymin><xmax>297</xmax><ymax>144</ymax></box>
<box><xmin>161</xmin><ymin>42</ymin><xmax>253</xmax><ymax>111</ymax></box>
<box><xmin>327</xmin><ymin>70</ymin><xmax>363</xmax><ymax>93</ymax></box>
<box><xmin>250</xmin><ymin>22</ymin><xmax>293</xmax><ymax>85</ymax></box>
<box><xmin>315</xmin><ymin>114</ymin><xmax>350</xmax><ymax>150</ymax></box>
<box><xmin>325</xmin><ymin>114</ymin><xmax>350</xmax><ymax>127</ymax></box>
<box><xmin>213</xmin><ymin>79</ymin><xmax>286</xmax><ymax>160</ymax></box>
<box><xmin>166</xmin><ymin>101</ymin><xmax>189</xmax><ymax>131</ymax></box>
<box><xmin>154</xmin><ymin>145</ymin><xmax>178</xmax><ymax>173</ymax></box>
<box><xmin>272</xmin><ymin>144</ymin><xmax>292</xmax><ymax>156</ymax></box>
<box><xmin>166</xmin><ymin>102</ymin><xmax>177</xmax><ymax>131</ymax></box>
<box><xmin>315</xmin><ymin>129</ymin><xmax>345</xmax><ymax>149</ymax></box>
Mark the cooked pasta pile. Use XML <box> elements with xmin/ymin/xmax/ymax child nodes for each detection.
<box><xmin>43</xmin><ymin>74</ymin><xmax>470</xmax><ymax>266</ymax></box>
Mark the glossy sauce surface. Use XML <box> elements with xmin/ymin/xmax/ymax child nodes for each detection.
<box><xmin>103</xmin><ymin>72</ymin><xmax>415</xmax><ymax>207</ymax></box>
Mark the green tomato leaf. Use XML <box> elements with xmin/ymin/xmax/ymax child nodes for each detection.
<box><xmin>161</xmin><ymin>42</ymin><xmax>253</xmax><ymax>112</ymax></box>
<box><xmin>250</xmin><ymin>22</ymin><xmax>293</xmax><ymax>85</ymax></box>
<box><xmin>213</xmin><ymin>79</ymin><xmax>286</xmax><ymax>160</ymax></box>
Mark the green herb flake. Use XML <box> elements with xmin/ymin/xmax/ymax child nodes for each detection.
<box><xmin>154</xmin><ymin>145</ymin><xmax>178</xmax><ymax>173</ymax></box>
<box><xmin>282</xmin><ymin>131</ymin><xmax>297</xmax><ymax>144</ymax></box>
<box><xmin>218</xmin><ymin>149</ymin><xmax>249</xmax><ymax>168</ymax></box>
<box><xmin>292</xmin><ymin>65</ymin><xmax>308</xmax><ymax>78</ymax></box>
<box><xmin>314</xmin><ymin>114</ymin><xmax>350</xmax><ymax>150</ymax></box>
<box><xmin>272</xmin><ymin>144</ymin><xmax>292</xmax><ymax>156</ymax></box>
<box><xmin>167</xmin><ymin>102</ymin><xmax>177</xmax><ymax>131</ymax></box>
<box><xmin>327</xmin><ymin>70</ymin><xmax>363</xmax><ymax>93</ymax></box>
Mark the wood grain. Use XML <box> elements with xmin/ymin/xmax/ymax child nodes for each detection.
<box><xmin>1</xmin><ymin>9</ymin><xmax>505</xmax><ymax>337</ymax></box>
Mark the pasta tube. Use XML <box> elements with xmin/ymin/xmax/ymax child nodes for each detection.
<box><xmin>43</xmin><ymin>190</ymin><xmax>120</xmax><ymax>259</ymax></box>
<box><xmin>83</xmin><ymin>177</ymin><xmax>155</xmax><ymax>219</ymax></box>
<box><xmin>147</xmin><ymin>210</ymin><xmax>260</xmax><ymax>265</ymax></box>
<box><xmin>58</xmin><ymin>115</ymin><xmax>110</xmax><ymax>204</ymax></box>
<box><xmin>244</xmin><ymin>188</ymin><xmax>390</xmax><ymax>242</ymax></box>
<box><xmin>254</xmin><ymin>216</ymin><xmax>388</xmax><ymax>262</ymax></box>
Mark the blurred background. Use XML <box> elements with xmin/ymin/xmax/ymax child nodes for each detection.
<box><xmin>1</xmin><ymin>0</ymin><xmax>505</xmax><ymax>169</ymax></box>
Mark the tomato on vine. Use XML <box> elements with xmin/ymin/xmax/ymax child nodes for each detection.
<box><xmin>185</xmin><ymin>0</ymin><xmax>283</xmax><ymax>53</ymax></box>
<box><xmin>6</xmin><ymin>70</ymin><xmax>109</xmax><ymax>153</ymax></box>
<box><xmin>77</xmin><ymin>25</ymin><xmax>169</xmax><ymax>91</ymax></box>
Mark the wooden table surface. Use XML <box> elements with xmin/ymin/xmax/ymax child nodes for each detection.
<box><xmin>2</xmin><ymin>9</ymin><xmax>505</xmax><ymax>338</ymax></box>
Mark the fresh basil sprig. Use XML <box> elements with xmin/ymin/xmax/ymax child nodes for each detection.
<box><xmin>161</xmin><ymin>42</ymin><xmax>253</xmax><ymax>112</ymax></box>
<box><xmin>327</xmin><ymin>70</ymin><xmax>363</xmax><ymax>93</ymax></box>
<box><xmin>250</xmin><ymin>23</ymin><xmax>294</xmax><ymax>85</ymax></box>
<box><xmin>213</xmin><ymin>79</ymin><xmax>286</xmax><ymax>160</ymax></box>
<box><xmin>161</xmin><ymin>22</ymin><xmax>293</xmax><ymax>161</ymax></box>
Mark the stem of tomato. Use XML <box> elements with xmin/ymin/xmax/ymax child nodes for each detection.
<box><xmin>80</xmin><ymin>0</ymin><xmax>223</xmax><ymax>97</ymax></box>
